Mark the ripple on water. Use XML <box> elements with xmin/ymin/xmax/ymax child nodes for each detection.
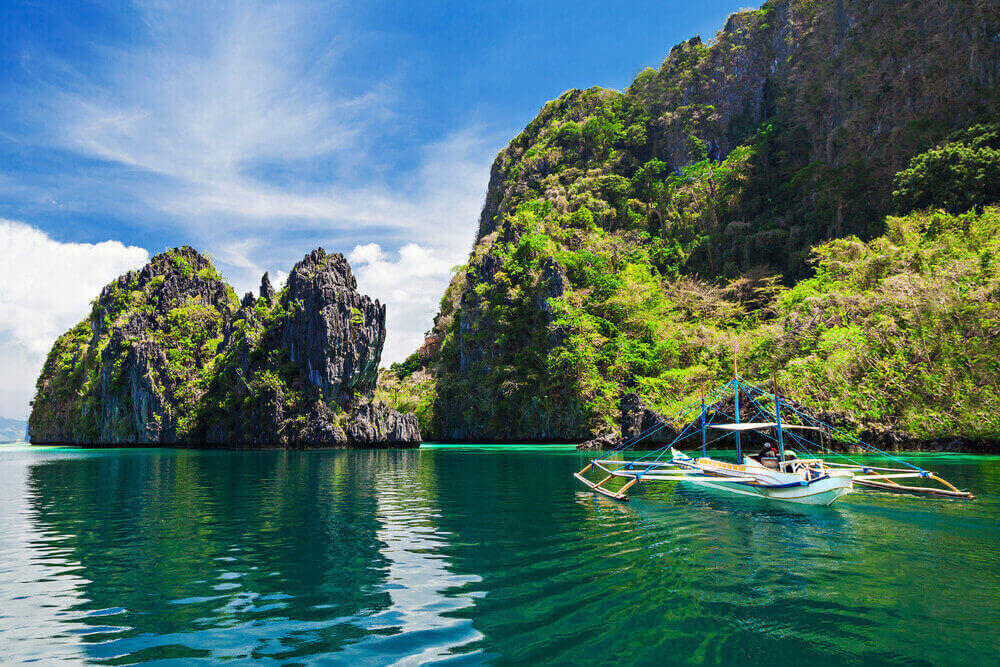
<box><xmin>0</xmin><ymin>446</ymin><xmax>997</xmax><ymax>664</ymax></box>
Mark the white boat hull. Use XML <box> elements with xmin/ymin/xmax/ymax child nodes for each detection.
<box><xmin>696</xmin><ymin>473</ymin><xmax>853</xmax><ymax>505</ymax></box>
<box><xmin>675</xmin><ymin>450</ymin><xmax>855</xmax><ymax>506</ymax></box>
<box><xmin>579</xmin><ymin>451</ymin><xmax>856</xmax><ymax>505</ymax></box>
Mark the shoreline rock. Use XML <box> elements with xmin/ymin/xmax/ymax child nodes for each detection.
<box><xmin>577</xmin><ymin>433</ymin><xmax>621</xmax><ymax>452</ymax></box>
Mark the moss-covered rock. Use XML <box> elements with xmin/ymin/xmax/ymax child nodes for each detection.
<box><xmin>29</xmin><ymin>248</ymin><xmax>420</xmax><ymax>447</ymax></box>
<box><xmin>29</xmin><ymin>247</ymin><xmax>235</xmax><ymax>444</ymax></box>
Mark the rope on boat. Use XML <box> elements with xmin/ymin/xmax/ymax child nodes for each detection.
<box><xmin>598</xmin><ymin>376</ymin><xmax>926</xmax><ymax>475</ymax></box>
<box><xmin>600</xmin><ymin>379</ymin><xmax>734</xmax><ymax>459</ymax></box>
<box><xmin>724</xmin><ymin>378</ymin><xmax>925</xmax><ymax>474</ymax></box>
<box><xmin>736</xmin><ymin>385</ymin><xmax>889</xmax><ymax>472</ymax></box>
<box><xmin>579</xmin><ymin>375</ymin><xmax>973</xmax><ymax>500</ymax></box>
<box><xmin>738</xmin><ymin>390</ymin><xmax>837</xmax><ymax>462</ymax></box>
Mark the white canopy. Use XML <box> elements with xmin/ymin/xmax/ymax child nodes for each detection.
<box><xmin>707</xmin><ymin>422</ymin><xmax>822</xmax><ymax>432</ymax></box>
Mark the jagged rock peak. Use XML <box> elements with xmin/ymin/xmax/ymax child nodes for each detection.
<box><xmin>89</xmin><ymin>247</ymin><xmax>234</xmax><ymax>343</ymax></box>
<box><xmin>281</xmin><ymin>247</ymin><xmax>385</xmax><ymax>405</ymax></box>
<box><xmin>288</xmin><ymin>248</ymin><xmax>357</xmax><ymax>291</ymax></box>
<box><xmin>29</xmin><ymin>244</ymin><xmax>420</xmax><ymax>448</ymax></box>
<box><xmin>96</xmin><ymin>246</ymin><xmax>228</xmax><ymax>310</ymax></box>
<box><xmin>30</xmin><ymin>246</ymin><xmax>237</xmax><ymax>446</ymax></box>
<box><xmin>260</xmin><ymin>272</ymin><xmax>275</xmax><ymax>303</ymax></box>
<box><xmin>669</xmin><ymin>35</ymin><xmax>702</xmax><ymax>55</ymax></box>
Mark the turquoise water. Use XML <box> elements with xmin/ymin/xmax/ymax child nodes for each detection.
<box><xmin>0</xmin><ymin>444</ymin><xmax>997</xmax><ymax>664</ymax></box>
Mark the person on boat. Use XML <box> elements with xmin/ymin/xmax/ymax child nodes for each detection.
<box><xmin>758</xmin><ymin>444</ymin><xmax>780</xmax><ymax>469</ymax></box>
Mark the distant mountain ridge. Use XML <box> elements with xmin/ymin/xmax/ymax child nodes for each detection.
<box><xmin>0</xmin><ymin>416</ymin><xmax>27</xmax><ymax>442</ymax></box>
<box><xmin>378</xmin><ymin>0</ymin><xmax>1000</xmax><ymax>447</ymax></box>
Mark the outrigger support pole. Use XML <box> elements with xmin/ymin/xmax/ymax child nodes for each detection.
<box><xmin>854</xmin><ymin>475</ymin><xmax>975</xmax><ymax>499</ymax></box>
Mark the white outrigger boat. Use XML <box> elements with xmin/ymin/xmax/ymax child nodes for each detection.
<box><xmin>575</xmin><ymin>376</ymin><xmax>974</xmax><ymax>505</ymax></box>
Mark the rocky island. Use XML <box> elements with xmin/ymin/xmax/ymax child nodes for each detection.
<box><xmin>29</xmin><ymin>247</ymin><xmax>420</xmax><ymax>447</ymax></box>
<box><xmin>379</xmin><ymin>0</ymin><xmax>1000</xmax><ymax>450</ymax></box>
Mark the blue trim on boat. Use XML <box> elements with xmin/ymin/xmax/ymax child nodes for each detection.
<box><xmin>732</xmin><ymin>474</ymin><xmax>830</xmax><ymax>489</ymax></box>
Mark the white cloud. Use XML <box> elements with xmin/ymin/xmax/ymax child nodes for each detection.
<box><xmin>60</xmin><ymin>2</ymin><xmax>381</xmax><ymax>188</ymax></box>
<box><xmin>349</xmin><ymin>243</ymin><xmax>386</xmax><ymax>265</ymax></box>
<box><xmin>337</xmin><ymin>129</ymin><xmax>493</xmax><ymax>365</ymax></box>
<box><xmin>8</xmin><ymin>0</ymin><xmax>503</xmax><ymax>387</ymax></box>
<box><xmin>39</xmin><ymin>0</ymin><xmax>400</xmax><ymax>237</ymax></box>
<box><xmin>0</xmin><ymin>221</ymin><xmax>149</xmax><ymax>418</ymax></box>
<box><xmin>348</xmin><ymin>243</ymin><xmax>457</xmax><ymax>365</ymax></box>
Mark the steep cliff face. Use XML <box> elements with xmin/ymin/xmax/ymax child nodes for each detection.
<box><xmin>30</xmin><ymin>248</ymin><xmax>420</xmax><ymax>447</ymax></box>
<box><xmin>476</xmin><ymin>0</ymin><xmax>999</xmax><ymax>272</ymax></box>
<box><xmin>383</xmin><ymin>0</ymin><xmax>1000</xmax><ymax>443</ymax></box>
<box><xmin>195</xmin><ymin>249</ymin><xmax>419</xmax><ymax>446</ymax></box>
<box><xmin>281</xmin><ymin>250</ymin><xmax>384</xmax><ymax>405</ymax></box>
<box><xmin>29</xmin><ymin>248</ymin><xmax>236</xmax><ymax>444</ymax></box>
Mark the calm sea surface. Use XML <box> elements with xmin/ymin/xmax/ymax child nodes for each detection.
<box><xmin>0</xmin><ymin>443</ymin><xmax>997</xmax><ymax>665</ymax></box>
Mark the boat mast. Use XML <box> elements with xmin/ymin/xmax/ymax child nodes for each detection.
<box><xmin>733</xmin><ymin>377</ymin><xmax>742</xmax><ymax>463</ymax></box>
<box><xmin>733</xmin><ymin>342</ymin><xmax>741</xmax><ymax>463</ymax></box>
<box><xmin>773</xmin><ymin>376</ymin><xmax>785</xmax><ymax>463</ymax></box>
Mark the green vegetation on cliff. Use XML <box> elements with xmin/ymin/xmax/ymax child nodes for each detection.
<box><xmin>380</xmin><ymin>0</ymin><xmax>1000</xmax><ymax>444</ymax></box>
<box><xmin>376</xmin><ymin>367</ymin><xmax>436</xmax><ymax>436</ymax></box>
<box><xmin>893</xmin><ymin>124</ymin><xmax>1000</xmax><ymax>215</ymax></box>
<box><xmin>30</xmin><ymin>248</ymin><xmax>236</xmax><ymax>443</ymax></box>
<box><xmin>30</xmin><ymin>248</ymin><xmax>421</xmax><ymax>446</ymax></box>
<box><xmin>744</xmin><ymin>207</ymin><xmax>1000</xmax><ymax>439</ymax></box>
<box><xmin>388</xmin><ymin>201</ymin><xmax>1000</xmax><ymax>443</ymax></box>
<box><xmin>192</xmin><ymin>288</ymin><xmax>321</xmax><ymax>441</ymax></box>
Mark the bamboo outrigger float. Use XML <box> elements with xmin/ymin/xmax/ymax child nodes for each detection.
<box><xmin>575</xmin><ymin>376</ymin><xmax>974</xmax><ymax>505</ymax></box>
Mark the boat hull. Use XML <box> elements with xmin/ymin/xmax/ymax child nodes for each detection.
<box><xmin>697</xmin><ymin>474</ymin><xmax>853</xmax><ymax>505</ymax></box>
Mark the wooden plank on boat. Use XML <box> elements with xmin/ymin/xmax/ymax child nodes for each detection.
<box><xmin>573</xmin><ymin>473</ymin><xmax>629</xmax><ymax>501</ymax></box>
<box><xmin>855</xmin><ymin>479</ymin><xmax>975</xmax><ymax>499</ymax></box>
<box><xmin>853</xmin><ymin>473</ymin><xmax>926</xmax><ymax>481</ymax></box>
<box><xmin>638</xmin><ymin>474</ymin><xmax>757</xmax><ymax>482</ymax></box>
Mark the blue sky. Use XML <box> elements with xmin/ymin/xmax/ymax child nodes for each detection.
<box><xmin>0</xmin><ymin>0</ymin><xmax>750</xmax><ymax>418</ymax></box>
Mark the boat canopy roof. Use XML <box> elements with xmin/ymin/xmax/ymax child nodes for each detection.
<box><xmin>708</xmin><ymin>422</ymin><xmax>822</xmax><ymax>432</ymax></box>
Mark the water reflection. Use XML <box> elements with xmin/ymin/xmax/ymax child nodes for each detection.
<box><xmin>332</xmin><ymin>451</ymin><xmax>485</xmax><ymax>662</ymax></box>
<box><xmin>21</xmin><ymin>450</ymin><xmax>405</xmax><ymax>661</ymax></box>
<box><xmin>1</xmin><ymin>447</ymin><xmax>998</xmax><ymax>665</ymax></box>
<box><xmin>0</xmin><ymin>452</ymin><xmax>92</xmax><ymax>663</ymax></box>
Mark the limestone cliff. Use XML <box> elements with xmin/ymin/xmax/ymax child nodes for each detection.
<box><xmin>29</xmin><ymin>247</ymin><xmax>420</xmax><ymax>447</ymax></box>
<box><xmin>29</xmin><ymin>248</ymin><xmax>235</xmax><ymax>444</ymax></box>
<box><xmin>382</xmin><ymin>0</ymin><xmax>1000</xmax><ymax>444</ymax></box>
